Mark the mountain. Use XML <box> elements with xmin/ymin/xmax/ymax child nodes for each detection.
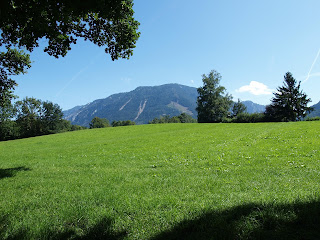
<box><xmin>308</xmin><ymin>101</ymin><xmax>320</xmax><ymax>118</ymax></box>
<box><xmin>242</xmin><ymin>101</ymin><xmax>265</xmax><ymax>113</ymax></box>
<box><xmin>63</xmin><ymin>83</ymin><xmax>266</xmax><ymax>126</ymax></box>
<box><xmin>63</xmin><ymin>84</ymin><xmax>198</xmax><ymax>126</ymax></box>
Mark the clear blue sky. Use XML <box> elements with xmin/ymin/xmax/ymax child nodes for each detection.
<box><xmin>14</xmin><ymin>0</ymin><xmax>320</xmax><ymax>110</ymax></box>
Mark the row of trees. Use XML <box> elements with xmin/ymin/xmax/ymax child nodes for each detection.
<box><xmin>0</xmin><ymin>97</ymin><xmax>85</xmax><ymax>141</ymax></box>
<box><xmin>196</xmin><ymin>70</ymin><xmax>313</xmax><ymax>123</ymax></box>
<box><xmin>89</xmin><ymin>117</ymin><xmax>136</xmax><ymax>129</ymax></box>
<box><xmin>149</xmin><ymin>113</ymin><xmax>197</xmax><ymax>124</ymax></box>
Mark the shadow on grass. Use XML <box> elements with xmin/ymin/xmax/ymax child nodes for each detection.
<box><xmin>0</xmin><ymin>216</ymin><xmax>127</xmax><ymax>240</ymax></box>
<box><xmin>152</xmin><ymin>198</ymin><xmax>320</xmax><ymax>240</ymax></box>
<box><xmin>0</xmin><ymin>167</ymin><xmax>30</xmax><ymax>180</ymax></box>
<box><xmin>1</xmin><ymin>199</ymin><xmax>320</xmax><ymax>239</ymax></box>
<box><xmin>77</xmin><ymin>217</ymin><xmax>127</xmax><ymax>240</ymax></box>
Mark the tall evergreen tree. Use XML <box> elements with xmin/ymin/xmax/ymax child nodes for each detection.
<box><xmin>196</xmin><ymin>70</ymin><xmax>233</xmax><ymax>123</ymax></box>
<box><xmin>265</xmin><ymin>72</ymin><xmax>313</xmax><ymax>121</ymax></box>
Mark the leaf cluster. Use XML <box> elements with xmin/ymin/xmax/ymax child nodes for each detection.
<box><xmin>0</xmin><ymin>48</ymin><xmax>31</xmax><ymax>108</ymax></box>
<box><xmin>0</xmin><ymin>0</ymin><xmax>140</xmax><ymax>60</ymax></box>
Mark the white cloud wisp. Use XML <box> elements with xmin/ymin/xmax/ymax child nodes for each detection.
<box><xmin>303</xmin><ymin>48</ymin><xmax>320</xmax><ymax>84</ymax></box>
<box><xmin>236</xmin><ymin>81</ymin><xmax>273</xmax><ymax>95</ymax></box>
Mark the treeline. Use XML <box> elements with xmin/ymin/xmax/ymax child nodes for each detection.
<box><xmin>196</xmin><ymin>70</ymin><xmax>313</xmax><ymax>123</ymax></box>
<box><xmin>89</xmin><ymin>117</ymin><xmax>136</xmax><ymax>129</ymax></box>
<box><xmin>149</xmin><ymin>113</ymin><xmax>197</xmax><ymax>124</ymax></box>
<box><xmin>0</xmin><ymin>97</ymin><xmax>85</xmax><ymax>141</ymax></box>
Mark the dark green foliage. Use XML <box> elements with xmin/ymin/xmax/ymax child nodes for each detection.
<box><xmin>149</xmin><ymin>116</ymin><xmax>170</xmax><ymax>124</ymax></box>
<box><xmin>0</xmin><ymin>0</ymin><xmax>140</xmax><ymax>60</ymax></box>
<box><xmin>112</xmin><ymin>120</ymin><xmax>135</xmax><ymax>127</ymax></box>
<box><xmin>196</xmin><ymin>70</ymin><xmax>233</xmax><ymax>123</ymax></box>
<box><xmin>15</xmin><ymin>97</ymin><xmax>42</xmax><ymax>138</ymax></box>
<box><xmin>0</xmin><ymin>0</ymin><xmax>140</xmax><ymax>106</ymax></box>
<box><xmin>71</xmin><ymin>124</ymin><xmax>87</xmax><ymax>131</ymax></box>
<box><xmin>265</xmin><ymin>72</ymin><xmax>313</xmax><ymax>122</ymax></box>
<box><xmin>40</xmin><ymin>101</ymin><xmax>64</xmax><ymax>134</ymax></box>
<box><xmin>149</xmin><ymin>113</ymin><xmax>197</xmax><ymax>124</ymax></box>
<box><xmin>0</xmin><ymin>49</ymin><xmax>31</xmax><ymax>140</ymax></box>
<box><xmin>0</xmin><ymin>49</ymin><xmax>31</xmax><ymax>120</ymax></box>
<box><xmin>231</xmin><ymin>112</ymin><xmax>265</xmax><ymax>123</ymax></box>
<box><xmin>0</xmin><ymin>120</ymin><xmax>20</xmax><ymax>141</ymax></box>
<box><xmin>178</xmin><ymin>113</ymin><xmax>197</xmax><ymax>123</ymax></box>
<box><xmin>305</xmin><ymin>116</ymin><xmax>320</xmax><ymax>121</ymax></box>
<box><xmin>231</xmin><ymin>99</ymin><xmax>247</xmax><ymax>117</ymax></box>
<box><xmin>89</xmin><ymin>117</ymin><xmax>110</xmax><ymax>129</ymax></box>
<box><xmin>0</xmin><ymin>97</ymin><xmax>83</xmax><ymax>141</ymax></box>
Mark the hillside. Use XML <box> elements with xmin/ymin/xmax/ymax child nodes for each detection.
<box><xmin>1</xmin><ymin>122</ymin><xmax>320</xmax><ymax>239</ymax></box>
<box><xmin>242</xmin><ymin>100</ymin><xmax>265</xmax><ymax>113</ymax></box>
<box><xmin>63</xmin><ymin>84</ymin><xmax>265</xmax><ymax>126</ymax></box>
<box><xmin>63</xmin><ymin>84</ymin><xmax>198</xmax><ymax>126</ymax></box>
<box><xmin>309</xmin><ymin>101</ymin><xmax>320</xmax><ymax>118</ymax></box>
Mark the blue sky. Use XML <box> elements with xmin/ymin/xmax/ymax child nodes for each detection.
<box><xmin>14</xmin><ymin>0</ymin><xmax>320</xmax><ymax>110</ymax></box>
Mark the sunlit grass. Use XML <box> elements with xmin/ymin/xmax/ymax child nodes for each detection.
<box><xmin>0</xmin><ymin>122</ymin><xmax>320</xmax><ymax>239</ymax></box>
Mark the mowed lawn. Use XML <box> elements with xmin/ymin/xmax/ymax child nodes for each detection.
<box><xmin>0</xmin><ymin>122</ymin><xmax>320</xmax><ymax>239</ymax></box>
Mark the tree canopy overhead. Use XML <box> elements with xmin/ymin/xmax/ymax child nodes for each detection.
<box><xmin>0</xmin><ymin>0</ymin><xmax>140</xmax><ymax>60</ymax></box>
<box><xmin>0</xmin><ymin>0</ymin><xmax>140</xmax><ymax>116</ymax></box>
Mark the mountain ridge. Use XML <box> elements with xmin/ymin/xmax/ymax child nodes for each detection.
<box><xmin>63</xmin><ymin>83</ymin><xmax>268</xmax><ymax>126</ymax></box>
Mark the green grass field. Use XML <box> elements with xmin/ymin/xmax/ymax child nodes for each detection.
<box><xmin>1</xmin><ymin>122</ymin><xmax>320</xmax><ymax>239</ymax></box>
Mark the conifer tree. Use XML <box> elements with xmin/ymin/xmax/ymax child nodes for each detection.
<box><xmin>265</xmin><ymin>72</ymin><xmax>312</xmax><ymax>121</ymax></box>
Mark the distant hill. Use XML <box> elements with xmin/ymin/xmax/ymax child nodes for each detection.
<box><xmin>308</xmin><ymin>101</ymin><xmax>320</xmax><ymax>118</ymax></box>
<box><xmin>242</xmin><ymin>100</ymin><xmax>265</xmax><ymax>113</ymax></box>
<box><xmin>63</xmin><ymin>84</ymin><xmax>266</xmax><ymax>126</ymax></box>
<box><xmin>63</xmin><ymin>84</ymin><xmax>198</xmax><ymax>126</ymax></box>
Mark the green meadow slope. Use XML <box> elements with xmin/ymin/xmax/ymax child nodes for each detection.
<box><xmin>0</xmin><ymin>122</ymin><xmax>320</xmax><ymax>239</ymax></box>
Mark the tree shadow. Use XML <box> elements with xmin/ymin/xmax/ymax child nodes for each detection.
<box><xmin>1</xmin><ymin>199</ymin><xmax>320</xmax><ymax>239</ymax></box>
<box><xmin>77</xmin><ymin>217</ymin><xmax>127</xmax><ymax>240</ymax></box>
<box><xmin>0</xmin><ymin>167</ymin><xmax>30</xmax><ymax>180</ymax></box>
<box><xmin>152</xmin><ymin>199</ymin><xmax>320</xmax><ymax>240</ymax></box>
<box><xmin>0</xmin><ymin>215</ymin><xmax>28</xmax><ymax>240</ymax></box>
<box><xmin>0</xmin><ymin>216</ymin><xmax>127</xmax><ymax>240</ymax></box>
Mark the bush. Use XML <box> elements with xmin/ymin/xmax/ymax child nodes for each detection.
<box><xmin>222</xmin><ymin>117</ymin><xmax>232</xmax><ymax>123</ymax></box>
<box><xmin>232</xmin><ymin>113</ymin><xmax>265</xmax><ymax>123</ymax></box>
<box><xmin>149</xmin><ymin>113</ymin><xmax>197</xmax><ymax>124</ymax></box>
<box><xmin>89</xmin><ymin>117</ymin><xmax>110</xmax><ymax>129</ymax></box>
<box><xmin>112</xmin><ymin>120</ymin><xmax>136</xmax><ymax>127</ymax></box>
<box><xmin>305</xmin><ymin>116</ymin><xmax>320</xmax><ymax>121</ymax></box>
<box><xmin>0</xmin><ymin>120</ymin><xmax>20</xmax><ymax>141</ymax></box>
